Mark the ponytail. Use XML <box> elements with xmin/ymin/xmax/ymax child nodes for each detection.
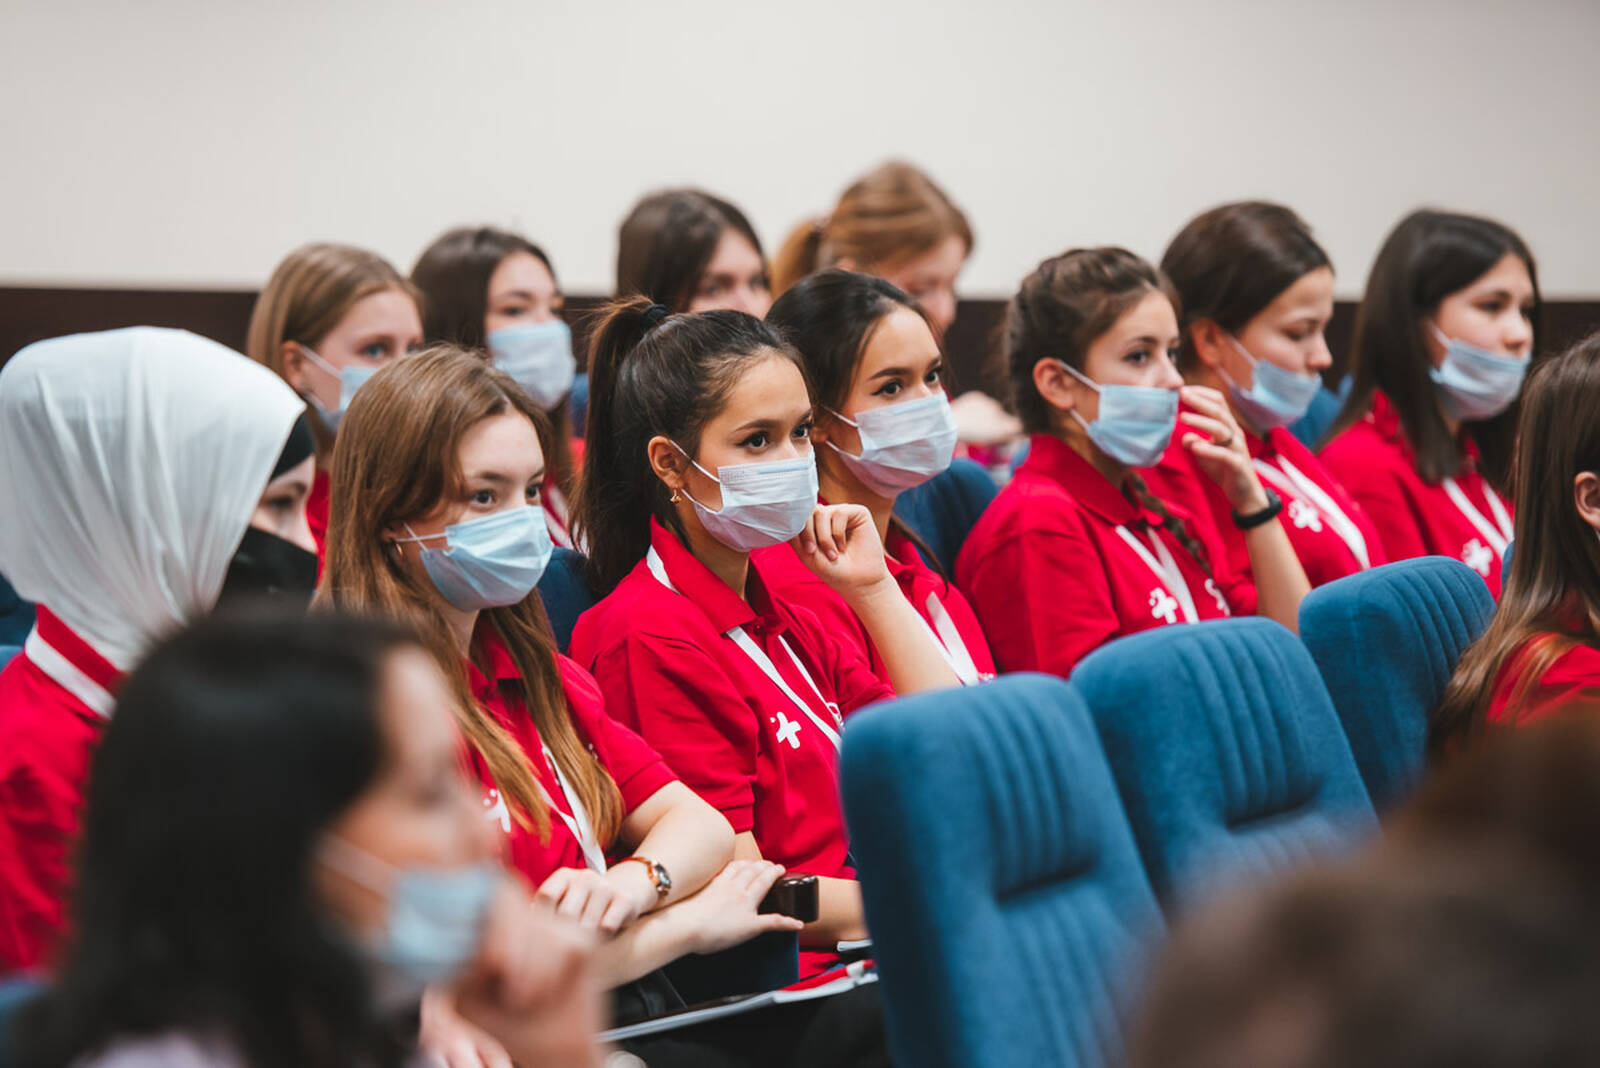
<box><xmin>1125</xmin><ymin>472</ymin><xmax>1215</xmax><ymax>583</ymax></box>
<box><xmin>572</xmin><ymin>302</ymin><xmax>806</xmax><ymax>595</ymax></box>
<box><xmin>771</xmin><ymin>219</ymin><xmax>827</xmax><ymax>299</ymax></box>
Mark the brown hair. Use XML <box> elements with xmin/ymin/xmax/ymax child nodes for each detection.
<box><xmin>1002</xmin><ymin>248</ymin><xmax>1211</xmax><ymax>576</ymax></box>
<box><xmin>313</xmin><ymin>344</ymin><xmax>622</xmax><ymax>841</ymax></box>
<box><xmin>1431</xmin><ymin>333</ymin><xmax>1600</xmax><ymax>753</ymax></box>
<box><xmin>1321</xmin><ymin>210</ymin><xmax>1540</xmax><ymax>490</ymax></box>
<box><xmin>410</xmin><ymin>227</ymin><xmax>576</xmax><ymax>498</ymax></box>
<box><xmin>771</xmin><ymin>161</ymin><xmax>973</xmax><ymax>297</ymax></box>
<box><xmin>615</xmin><ymin>189</ymin><xmax>767</xmax><ymax>313</ymax></box>
<box><xmin>246</xmin><ymin>242</ymin><xmax>421</xmax><ymax>457</ymax></box>
<box><xmin>572</xmin><ymin>300</ymin><xmax>807</xmax><ymax>595</ymax></box>
<box><xmin>1161</xmin><ymin>201</ymin><xmax>1332</xmax><ymax>375</ymax></box>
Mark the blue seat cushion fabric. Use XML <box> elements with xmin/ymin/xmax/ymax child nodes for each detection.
<box><xmin>535</xmin><ymin>547</ymin><xmax>596</xmax><ymax>654</ymax></box>
<box><xmin>1288</xmin><ymin>377</ymin><xmax>1351</xmax><ymax>450</ymax></box>
<box><xmin>842</xmin><ymin>674</ymin><xmax>1163</xmax><ymax>1068</ymax></box>
<box><xmin>1070</xmin><ymin>618</ymin><xmax>1377</xmax><ymax>913</ymax></box>
<box><xmin>0</xmin><ymin>573</ymin><xmax>34</xmax><ymax>648</ymax></box>
<box><xmin>1299</xmin><ymin>557</ymin><xmax>1495</xmax><ymax>811</ymax></box>
<box><xmin>891</xmin><ymin>458</ymin><xmax>997</xmax><ymax>573</ymax></box>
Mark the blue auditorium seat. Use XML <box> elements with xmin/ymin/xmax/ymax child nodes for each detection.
<box><xmin>0</xmin><ymin>573</ymin><xmax>34</xmax><ymax>649</ymax></box>
<box><xmin>1288</xmin><ymin>378</ymin><xmax>1351</xmax><ymax>450</ymax></box>
<box><xmin>0</xmin><ymin>976</ymin><xmax>42</xmax><ymax>1067</ymax></box>
<box><xmin>535</xmin><ymin>548</ymin><xmax>596</xmax><ymax>653</ymax></box>
<box><xmin>892</xmin><ymin>457</ymin><xmax>997</xmax><ymax>571</ymax></box>
<box><xmin>1070</xmin><ymin>619</ymin><xmax>1376</xmax><ymax>912</ymax></box>
<box><xmin>1299</xmin><ymin>557</ymin><xmax>1494</xmax><ymax>811</ymax></box>
<box><xmin>568</xmin><ymin>372</ymin><xmax>589</xmax><ymax>437</ymax></box>
<box><xmin>841</xmin><ymin>675</ymin><xmax>1164</xmax><ymax>1068</ymax></box>
<box><xmin>0</xmin><ymin>646</ymin><xmax>18</xmax><ymax>671</ymax></box>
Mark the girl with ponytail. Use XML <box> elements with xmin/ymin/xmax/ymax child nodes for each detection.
<box><xmin>570</xmin><ymin>298</ymin><xmax>959</xmax><ymax>981</ymax></box>
<box><xmin>757</xmin><ymin>268</ymin><xmax>997</xmax><ymax>686</ymax></box>
<box><xmin>956</xmin><ymin>248</ymin><xmax>1311</xmax><ymax>677</ymax></box>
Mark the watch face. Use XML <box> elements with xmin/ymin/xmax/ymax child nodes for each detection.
<box><xmin>654</xmin><ymin>862</ymin><xmax>672</xmax><ymax>894</ymax></box>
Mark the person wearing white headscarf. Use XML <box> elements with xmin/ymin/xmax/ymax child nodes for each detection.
<box><xmin>0</xmin><ymin>326</ymin><xmax>306</xmax><ymax>972</ymax></box>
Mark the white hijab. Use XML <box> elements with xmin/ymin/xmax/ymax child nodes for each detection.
<box><xmin>0</xmin><ymin>327</ymin><xmax>305</xmax><ymax>671</ymax></box>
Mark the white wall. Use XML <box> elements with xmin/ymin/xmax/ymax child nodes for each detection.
<box><xmin>2</xmin><ymin>0</ymin><xmax>1598</xmax><ymax>298</ymax></box>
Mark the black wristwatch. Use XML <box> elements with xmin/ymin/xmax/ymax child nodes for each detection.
<box><xmin>1232</xmin><ymin>488</ymin><xmax>1283</xmax><ymax>531</ymax></box>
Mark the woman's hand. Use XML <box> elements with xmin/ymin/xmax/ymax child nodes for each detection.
<box><xmin>668</xmin><ymin>859</ymin><xmax>805</xmax><ymax>956</ymax></box>
<box><xmin>535</xmin><ymin>866</ymin><xmax>648</xmax><ymax>936</ymax></box>
<box><xmin>792</xmin><ymin>504</ymin><xmax>894</xmax><ymax>599</ymax></box>
<box><xmin>420</xmin><ymin>988</ymin><xmax>514</xmax><ymax>1068</ymax></box>
<box><xmin>1178</xmin><ymin>385</ymin><xmax>1269</xmax><ymax>512</ymax></box>
<box><xmin>452</xmin><ymin>880</ymin><xmax>604</xmax><ymax>1068</ymax></box>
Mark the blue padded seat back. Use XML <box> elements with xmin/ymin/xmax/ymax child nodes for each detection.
<box><xmin>0</xmin><ymin>573</ymin><xmax>34</xmax><ymax>649</ymax></box>
<box><xmin>1299</xmin><ymin>557</ymin><xmax>1494</xmax><ymax>811</ymax></box>
<box><xmin>842</xmin><ymin>674</ymin><xmax>1164</xmax><ymax>1068</ymax></box>
<box><xmin>1288</xmin><ymin>378</ymin><xmax>1350</xmax><ymax>450</ymax></box>
<box><xmin>1070</xmin><ymin>618</ymin><xmax>1376</xmax><ymax>912</ymax></box>
<box><xmin>535</xmin><ymin>548</ymin><xmax>596</xmax><ymax>654</ymax></box>
<box><xmin>891</xmin><ymin>457</ymin><xmax>997</xmax><ymax>572</ymax></box>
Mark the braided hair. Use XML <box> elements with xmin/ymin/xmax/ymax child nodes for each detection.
<box><xmin>1001</xmin><ymin>247</ymin><xmax>1212</xmax><ymax>579</ymax></box>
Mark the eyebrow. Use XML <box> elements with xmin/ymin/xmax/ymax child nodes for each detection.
<box><xmin>868</xmin><ymin>360</ymin><xmax>939</xmax><ymax>382</ymax></box>
<box><xmin>464</xmin><ymin>469</ymin><xmax>546</xmax><ymax>486</ymax></box>
<box><xmin>490</xmin><ymin>289</ymin><xmax>541</xmax><ymax>303</ymax></box>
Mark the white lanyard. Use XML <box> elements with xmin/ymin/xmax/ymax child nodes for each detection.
<box><xmin>23</xmin><ymin>627</ymin><xmax>114</xmax><ymax>719</ymax></box>
<box><xmin>1253</xmin><ymin>456</ymin><xmax>1371</xmax><ymax>569</ymax></box>
<box><xmin>914</xmin><ymin>593</ymin><xmax>985</xmax><ymax>685</ymax></box>
<box><xmin>543</xmin><ymin>486</ymin><xmax>575</xmax><ymax>549</ymax></box>
<box><xmin>1441</xmin><ymin>476</ymin><xmax>1514</xmax><ymax>556</ymax></box>
<box><xmin>540</xmin><ymin>743</ymin><xmax>608</xmax><ymax>872</ymax></box>
<box><xmin>646</xmin><ymin>547</ymin><xmax>842</xmax><ymax>751</ymax></box>
<box><xmin>1114</xmin><ymin>526</ymin><xmax>1198</xmax><ymax>624</ymax></box>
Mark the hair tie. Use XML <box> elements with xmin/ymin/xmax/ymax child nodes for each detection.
<box><xmin>641</xmin><ymin>303</ymin><xmax>669</xmax><ymax>329</ymax></box>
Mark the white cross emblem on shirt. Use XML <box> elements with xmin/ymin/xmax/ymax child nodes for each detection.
<box><xmin>1287</xmin><ymin>498</ymin><xmax>1322</xmax><ymax>532</ymax></box>
<box><xmin>1462</xmin><ymin>538</ymin><xmax>1494</xmax><ymax>577</ymax></box>
<box><xmin>1148</xmin><ymin>587</ymin><xmax>1180</xmax><ymax>625</ymax></box>
<box><xmin>482</xmin><ymin>788</ymin><xmax>512</xmax><ymax>833</ymax></box>
<box><xmin>772</xmin><ymin>711</ymin><xmax>802</xmax><ymax>749</ymax></box>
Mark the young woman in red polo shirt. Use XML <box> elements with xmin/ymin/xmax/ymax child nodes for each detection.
<box><xmin>0</xmin><ymin>326</ymin><xmax>311</xmax><ymax>973</ymax></box>
<box><xmin>316</xmin><ymin>346</ymin><xmax>803</xmax><ymax>1003</ymax></box>
<box><xmin>411</xmin><ymin>227</ymin><xmax>583</xmax><ymax>547</ymax></box>
<box><xmin>955</xmin><ymin>248</ymin><xmax>1311</xmax><ymax>678</ymax></box>
<box><xmin>569</xmin><ymin>300</ymin><xmax>961</xmax><ymax>979</ymax></box>
<box><xmin>247</xmin><ymin>242</ymin><xmax>426</xmax><ymax>554</ymax></box>
<box><xmin>756</xmin><ymin>268</ymin><xmax>996</xmax><ymax>686</ymax></box>
<box><xmin>1433</xmin><ymin>333</ymin><xmax>1600</xmax><ymax>751</ymax></box>
<box><xmin>1319</xmin><ymin>211</ymin><xmax>1538</xmax><ymax>597</ymax></box>
<box><xmin>1146</xmin><ymin>202</ymin><xmax>1385</xmax><ymax>588</ymax></box>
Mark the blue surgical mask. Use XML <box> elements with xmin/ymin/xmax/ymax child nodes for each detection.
<box><xmin>394</xmin><ymin>505</ymin><xmax>553</xmax><ymax>611</ymax></box>
<box><xmin>1428</xmin><ymin>324</ymin><xmax>1528</xmax><ymax>422</ymax></box>
<box><xmin>1220</xmin><ymin>335</ymin><xmax>1322</xmax><ymax>431</ymax></box>
<box><xmin>300</xmin><ymin>344</ymin><xmax>379</xmax><ymax>435</ymax></box>
<box><xmin>673</xmin><ymin>444</ymin><xmax>819</xmax><ymax>553</ymax></box>
<box><xmin>824</xmin><ymin>393</ymin><xmax>959</xmax><ymax>498</ymax></box>
<box><xmin>1060</xmin><ymin>362</ymin><xmax>1178</xmax><ymax>468</ymax></box>
<box><xmin>319</xmin><ymin>836</ymin><xmax>499</xmax><ymax>994</ymax></box>
<box><xmin>488</xmin><ymin>321</ymin><xmax>577</xmax><ymax>411</ymax></box>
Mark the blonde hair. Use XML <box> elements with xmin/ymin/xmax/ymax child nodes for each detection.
<box><xmin>313</xmin><ymin>344</ymin><xmax>623</xmax><ymax>842</ymax></box>
<box><xmin>246</xmin><ymin>242</ymin><xmax>420</xmax><ymax>455</ymax></box>
<box><xmin>771</xmin><ymin>160</ymin><xmax>974</xmax><ymax>297</ymax></box>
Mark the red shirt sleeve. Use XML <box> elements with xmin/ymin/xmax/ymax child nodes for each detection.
<box><xmin>556</xmin><ymin>658</ymin><xmax>677</xmax><ymax>812</ymax></box>
<box><xmin>0</xmin><ymin>763</ymin><xmax>75</xmax><ymax>972</ymax></box>
<box><xmin>960</xmin><ymin>514</ymin><xmax>1120</xmax><ymax>678</ymax></box>
<box><xmin>587</xmin><ymin>631</ymin><xmax>760</xmax><ymax>834</ymax></box>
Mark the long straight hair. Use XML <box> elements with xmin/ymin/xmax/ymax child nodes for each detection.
<box><xmin>615</xmin><ymin>190</ymin><xmax>767</xmax><ymax>313</ymax></box>
<box><xmin>315</xmin><ymin>344</ymin><xmax>622</xmax><ymax>841</ymax></box>
<box><xmin>246</xmin><ymin>242</ymin><xmax>421</xmax><ymax>458</ymax></box>
<box><xmin>764</xmin><ymin>268</ymin><xmax>950</xmax><ymax>572</ymax></box>
<box><xmin>20</xmin><ymin>616</ymin><xmax>416</xmax><ymax>1067</ymax></box>
<box><xmin>409</xmin><ymin>226</ymin><xmax>577</xmax><ymax>499</ymax></box>
<box><xmin>1321</xmin><ymin>210</ymin><xmax>1540</xmax><ymax>490</ymax></box>
<box><xmin>572</xmin><ymin>300</ymin><xmax>807</xmax><ymax>595</ymax></box>
<box><xmin>1432</xmin><ymin>332</ymin><xmax>1600</xmax><ymax>753</ymax></box>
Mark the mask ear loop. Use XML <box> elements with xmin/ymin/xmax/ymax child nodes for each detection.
<box><xmin>668</xmin><ymin>442</ymin><xmax>724</xmax><ymax>513</ymax></box>
<box><xmin>1057</xmin><ymin>360</ymin><xmax>1101</xmax><ymax>434</ymax></box>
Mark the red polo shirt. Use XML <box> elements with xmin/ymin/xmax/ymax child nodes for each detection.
<box><xmin>753</xmin><ymin>524</ymin><xmax>996</xmax><ymax>688</ymax></box>
<box><xmin>569</xmin><ymin>520</ymin><xmax>892</xmax><ymax>978</ymax></box>
<box><xmin>1148</xmin><ymin>417</ymin><xmax>1386</xmax><ymax>590</ymax></box>
<box><xmin>464</xmin><ymin>622</ymin><xmax>677</xmax><ymax>886</ymax></box>
<box><xmin>1485</xmin><ymin>633</ymin><xmax>1600</xmax><ymax>727</ymax></box>
<box><xmin>0</xmin><ymin>608</ymin><xmax>121</xmax><ymax>973</ymax></box>
<box><xmin>955</xmin><ymin>433</ymin><xmax>1245</xmax><ymax>679</ymax></box>
<box><xmin>1320</xmin><ymin>392</ymin><xmax>1512</xmax><ymax>597</ymax></box>
<box><xmin>307</xmin><ymin>467</ymin><xmax>331</xmax><ymax>557</ymax></box>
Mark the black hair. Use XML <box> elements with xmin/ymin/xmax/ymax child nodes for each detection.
<box><xmin>572</xmin><ymin>299</ymin><xmax>807</xmax><ymax>594</ymax></box>
<box><xmin>1321</xmin><ymin>209</ymin><xmax>1540</xmax><ymax>490</ymax></box>
<box><xmin>615</xmin><ymin>190</ymin><xmax>767</xmax><ymax>313</ymax></box>
<box><xmin>19</xmin><ymin>614</ymin><xmax>420</xmax><ymax>1068</ymax></box>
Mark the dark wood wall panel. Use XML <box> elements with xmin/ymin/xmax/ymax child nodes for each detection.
<box><xmin>3</xmin><ymin>287</ymin><xmax>1597</xmax><ymax>398</ymax></box>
